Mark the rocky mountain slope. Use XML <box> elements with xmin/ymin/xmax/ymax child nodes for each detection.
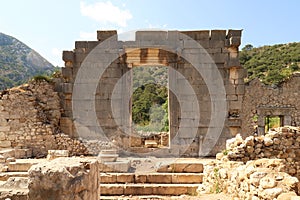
<box><xmin>0</xmin><ymin>32</ymin><xmax>55</xmax><ymax>90</ymax></box>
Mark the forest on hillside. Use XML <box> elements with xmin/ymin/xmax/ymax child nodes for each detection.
<box><xmin>240</xmin><ymin>42</ymin><xmax>300</xmax><ymax>85</ymax></box>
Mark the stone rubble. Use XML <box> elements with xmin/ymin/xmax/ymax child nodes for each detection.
<box><xmin>198</xmin><ymin>126</ymin><xmax>300</xmax><ymax>199</ymax></box>
<box><xmin>198</xmin><ymin>158</ymin><xmax>300</xmax><ymax>200</ymax></box>
<box><xmin>219</xmin><ymin>126</ymin><xmax>300</xmax><ymax>180</ymax></box>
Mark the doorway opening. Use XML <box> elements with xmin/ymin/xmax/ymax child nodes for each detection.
<box><xmin>131</xmin><ymin>66</ymin><xmax>170</xmax><ymax>148</ymax></box>
<box><xmin>264</xmin><ymin>115</ymin><xmax>283</xmax><ymax>132</ymax></box>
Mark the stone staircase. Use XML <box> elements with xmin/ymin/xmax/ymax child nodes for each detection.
<box><xmin>99</xmin><ymin>161</ymin><xmax>204</xmax><ymax>198</ymax></box>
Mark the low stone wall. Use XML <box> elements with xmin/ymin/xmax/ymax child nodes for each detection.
<box><xmin>219</xmin><ymin>126</ymin><xmax>300</xmax><ymax>180</ymax></box>
<box><xmin>198</xmin><ymin>159</ymin><xmax>300</xmax><ymax>199</ymax></box>
<box><xmin>198</xmin><ymin>126</ymin><xmax>300</xmax><ymax>199</ymax></box>
<box><xmin>0</xmin><ymin>81</ymin><xmax>88</xmax><ymax>157</ymax></box>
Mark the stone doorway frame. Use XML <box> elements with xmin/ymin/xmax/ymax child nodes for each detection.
<box><xmin>257</xmin><ymin>106</ymin><xmax>294</xmax><ymax>135</ymax></box>
<box><xmin>59</xmin><ymin>29</ymin><xmax>244</xmax><ymax>157</ymax></box>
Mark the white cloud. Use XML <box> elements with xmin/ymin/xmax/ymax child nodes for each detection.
<box><xmin>79</xmin><ymin>31</ymin><xmax>96</xmax><ymax>40</ymax></box>
<box><xmin>51</xmin><ymin>48</ymin><xmax>64</xmax><ymax>67</ymax></box>
<box><xmin>80</xmin><ymin>1</ymin><xmax>132</xmax><ymax>27</ymax></box>
<box><xmin>144</xmin><ymin>20</ymin><xmax>168</xmax><ymax>30</ymax></box>
<box><xmin>51</xmin><ymin>48</ymin><xmax>61</xmax><ymax>57</ymax></box>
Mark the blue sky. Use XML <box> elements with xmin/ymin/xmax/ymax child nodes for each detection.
<box><xmin>0</xmin><ymin>0</ymin><xmax>299</xmax><ymax>66</ymax></box>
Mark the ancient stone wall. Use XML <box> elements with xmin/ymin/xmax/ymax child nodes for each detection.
<box><xmin>0</xmin><ymin>80</ymin><xmax>88</xmax><ymax>157</ymax></box>
<box><xmin>60</xmin><ymin>29</ymin><xmax>245</xmax><ymax>157</ymax></box>
<box><xmin>241</xmin><ymin>73</ymin><xmax>300</xmax><ymax>136</ymax></box>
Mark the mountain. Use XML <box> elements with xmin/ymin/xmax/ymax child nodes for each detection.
<box><xmin>240</xmin><ymin>42</ymin><xmax>300</xmax><ymax>85</ymax></box>
<box><xmin>0</xmin><ymin>32</ymin><xmax>55</xmax><ymax>90</ymax></box>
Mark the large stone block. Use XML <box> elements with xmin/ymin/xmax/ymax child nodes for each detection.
<box><xmin>181</xmin><ymin>30</ymin><xmax>210</xmax><ymax>40</ymax></box>
<box><xmin>136</xmin><ymin>31</ymin><xmax>167</xmax><ymax>41</ymax></box>
<box><xmin>75</xmin><ymin>41</ymin><xmax>88</xmax><ymax>49</ymax></box>
<box><xmin>61</xmin><ymin>83</ymin><xmax>73</xmax><ymax>94</ymax></box>
<box><xmin>229</xmin><ymin>100</ymin><xmax>243</xmax><ymax>110</ymax></box>
<box><xmin>60</xmin><ymin>117</ymin><xmax>74</xmax><ymax>136</ymax></box>
<box><xmin>62</xmin><ymin>51</ymin><xmax>74</xmax><ymax>62</ymax></box>
<box><xmin>98</xmin><ymin>160</ymin><xmax>130</xmax><ymax>172</ymax></box>
<box><xmin>47</xmin><ymin>150</ymin><xmax>69</xmax><ymax>160</ymax></box>
<box><xmin>87</xmin><ymin>41</ymin><xmax>100</xmax><ymax>50</ymax></box>
<box><xmin>225</xmin><ymin>84</ymin><xmax>236</xmax><ymax>95</ymax></box>
<box><xmin>210</xmin><ymin>30</ymin><xmax>226</xmax><ymax>40</ymax></box>
<box><xmin>227</xmin><ymin>29</ymin><xmax>242</xmax><ymax>38</ymax></box>
<box><xmin>61</xmin><ymin>67</ymin><xmax>72</xmax><ymax>79</ymax></box>
<box><xmin>236</xmin><ymin>84</ymin><xmax>245</xmax><ymax>95</ymax></box>
<box><xmin>226</xmin><ymin>118</ymin><xmax>242</xmax><ymax>127</ymax></box>
<box><xmin>97</xmin><ymin>30</ymin><xmax>117</xmax><ymax>41</ymax></box>
<box><xmin>230</xmin><ymin>36</ymin><xmax>241</xmax><ymax>47</ymax></box>
<box><xmin>0</xmin><ymin>140</ymin><xmax>11</xmax><ymax>148</ymax></box>
<box><xmin>210</xmin><ymin>52</ymin><xmax>228</xmax><ymax>63</ymax></box>
<box><xmin>28</xmin><ymin>158</ymin><xmax>99</xmax><ymax>200</ymax></box>
<box><xmin>75</xmin><ymin>52</ymin><xmax>88</xmax><ymax>63</ymax></box>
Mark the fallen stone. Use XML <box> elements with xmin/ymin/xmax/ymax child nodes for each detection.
<box><xmin>277</xmin><ymin>192</ymin><xmax>297</xmax><ymax>200</ymax></box>
<box><xmin>263</xmin><ymin>137</ymin><xmax>274</xmax><ymax>146</ymax></box>
<box><xmin>28</xmin><ymin>157</ymin><xmax>99</xmax><ymax>200</ymax></box>
<box><xmin>46</xmin><ymin>149</ymin><xmax>69</xmax><ymax>160</ymax></box>
<box><xmin>260</xmin><ymin>187</ymin><xmax>283</xmax><ymax>199</ymax></box>
<box><xmin>260</xmin><ymin>176</ymin><xmax>276</xmax><ymax>189</ymax></box>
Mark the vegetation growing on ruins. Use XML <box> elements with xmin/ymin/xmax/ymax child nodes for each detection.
<box><xmin>240</xmin><ymin>42</ymin><xmax>300</xmax><ymax>85</ymax></box>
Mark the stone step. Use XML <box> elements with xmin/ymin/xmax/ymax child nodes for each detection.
<box><xmin>100</xmin><ymin>173</ymin><xmax>203</xmax><ymax>184</ymax></box>
<box><xmin>100</xmin><ymin>183</ymin><xmax>200</xmax><ymax>196</ymax></box>
<box><xmin>0</xmin><ymin>172</ymin><xmax>29</xmax><ymax>181</ymax></box>
<box><xmin>98</xmin><ymin>160</ymin><xmax>131</xmax><ymax>172</ymax></box>
<box><xmin>7</xmin><ymin>159</ymin><xmax>45</xmax><ymax>172</ymax></box>
<box><xmin>156</xmin><ymin>162</ymin><xmax>204</xmax><ymax>173</ymax></box>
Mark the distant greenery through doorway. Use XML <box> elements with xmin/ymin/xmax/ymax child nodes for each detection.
<box><xmin>264</xmin><ymin>116</ymin><xmax>282</xmax><ymax>132</ymax></box>
<box><xmin>132</xmin><ymin>66</ymin><xmax>169</xmax><ymax>132</ymax></box>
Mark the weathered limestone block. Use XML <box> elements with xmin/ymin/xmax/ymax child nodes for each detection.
<box><xmin>61</xmin><ymin>67</ymin><xmax>73</xmax><ymax>79</ymax></box>
<box><xmin>136</xmin><ymin>31</ymin><xmax>167</xmax><ymax>41</ymax></box>
<box><xmin>0</xmin><ymin>140</ymin><xmax>11</xmax><ymax>148</ymax></box>
<box><xmin>46</xmin><ymin>150</ymin><xmax>69</xmax><ymax>160</ymax></box>
<box><xmin>97</xmin><ymin>30</ymin><xmax>117</xmax><ymax>41</ymax></box>
<box><xmin>0</xmin><ymin>177</ymin><xmax>28</xmax><ymax>200</ymax></box>
<box><xmin>62</xmin><ymin>51</ymin><xmax>74</xmax><ymax>62</ymax></box>
<box><xmin>28</xmin><ymin>157</ymin><xmax>99</xmax><ymax>200</ymax></box>
<box><xmin>181</xmin><ymin>30</ymin><xmax>210</xmax><ymax>40</ymax></box>
<box><xmin>210</xmin><ymin>30</ymin><xmax>226</xmax><ymax>40</ymax></box>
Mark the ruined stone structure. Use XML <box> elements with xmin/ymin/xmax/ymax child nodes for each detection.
<box><xmin>0</xmin><ymin>30</ymin><xmax>299</xmax><ymax>158</ymax></box>
<box><xmin>198</xmin><ymin>126</ymin><xmax>300</xmax><ymax>199</ymax></box>
<box><xmin>241</xmin><ymin>73</ymin><xmax>300</xmax><ymax>136</ymax></box>
<box><xmin>0</xmin><ymin>80</ymin><xmax>88</xmax><ymax>157</ymax></box>
<box><xmin>60</xmin><ymin>30</ymin><xmax>245</xmax><ymax>156</ymax></box>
